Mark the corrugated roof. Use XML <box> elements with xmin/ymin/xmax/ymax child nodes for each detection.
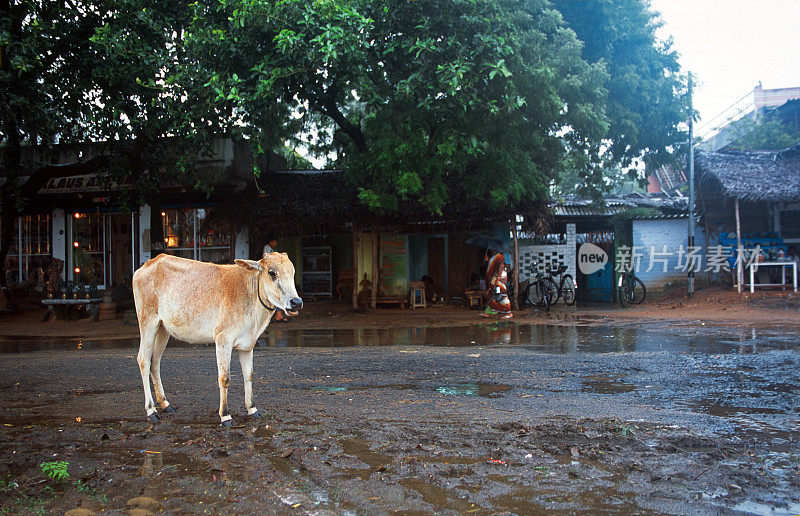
<box><xmin>550</xmin><ymin>194</ymin><xmax>688</xmax><ymax>216</ymax></box>
<box><xmin>629</xmin><ymin>214</ymin><xmax>688</xmax><ymax>220</ymax></box>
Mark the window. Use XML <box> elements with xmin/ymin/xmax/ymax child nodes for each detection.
<box><xmin>20</xmin><ymin>215</ymin><xmax>51</xmax><ymax>284</ymax></box>
<box><xmin>2</xmin><ymin>215</ymin><xmax>51</xmax><ymax>286</ymax></box>
<box><xmin>195</xmin><ymin>209</ymin><xmax>232</xmax><ymax>263</ymax></box>
<box><xmin>162</xmin><ymin>208</ymin><xmax>232</xmax><ymax>263</ymax></box>
<box><xmin>2</xmin><ymin>218</ymin><xmax>20</xmax><ymax>285</ymax></box>
<box><xmin>162</xmin><ymin>209</ymin><xmax>195</xmax><ymax>259</ymax></box>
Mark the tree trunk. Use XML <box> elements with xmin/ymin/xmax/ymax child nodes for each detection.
<box><xmin>352</xmin><ymin>222</ymin><xmax>359</xmax><ymax>310</ymax></box>
<box><xmin>735</xmin><ymin>197</ymin><xmax>742</xmax><ymax>293</ymax></box>
<box><xmin>512</xmin><ymin>218</ymin><xmax>519</xmax><ymax>311</ymax></box>
<box><xmin>371</xmin><ymin>224</ymin><xmax>378</xmax><ymax>310</ymax></box>
<box><xmin>0</xmin><ymin>189</ymin><xmax>18</xmax><ymax>288</ymax></box>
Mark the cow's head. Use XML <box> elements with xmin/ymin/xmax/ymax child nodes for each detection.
<box><xmin>235</xmin><ymin>253</ymin><xmax>303</xmax><ymax>316</ymax></box>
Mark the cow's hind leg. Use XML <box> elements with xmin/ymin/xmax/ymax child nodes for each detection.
<box><xmin>137</xmin><ymin>320</ymin><xmax>161</xmax><ymax>422</ymax></box>
<box><xmin>150</xmin><ymin>325</ymin><xmax>175</xmax><ymax>413</ymax></box>
<box><xmin>238</xmin><ymin>349</ymin><xmax>260</xmax><ymax>419</ymax></box>
<box><xmin>215</xmin><ymin>336</ymin><xmax>234</xmax><ymax>427</ymax></box>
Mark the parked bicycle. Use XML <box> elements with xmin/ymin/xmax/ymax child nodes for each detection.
<box><xmin>545</xmin><ymin>264</ymin><xmax>576</xmax><ymax>306</ymax></box>
<box><xmin>523</xmin><ymin>261</ymin><xmax>555</xmax><ymax>308</ymax></box>
<box><xmin>617</xmin><ymin>267</ymin><xmax>646</xmax><ymax>307</ymax></box>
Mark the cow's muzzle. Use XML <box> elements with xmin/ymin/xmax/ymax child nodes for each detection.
<box><xmin>285</xmin><ymin>297</ymin><xmax>303</xmax><ymax>316</ymax></box>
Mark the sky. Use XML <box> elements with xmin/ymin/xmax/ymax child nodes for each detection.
<box><xmin>649</xmin><ymin>0</ymin><xmax>800</xmax><ymax>132</ymax></box>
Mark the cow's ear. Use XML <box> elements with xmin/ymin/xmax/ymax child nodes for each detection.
<box><xmin>235</xmin><ymin>259</ymin><xmax>263</xmax><ymax>272</ymax></box>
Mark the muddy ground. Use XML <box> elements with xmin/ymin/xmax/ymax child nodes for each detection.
<box><xmin>1</xmin><ymin>320</ymin><xmax>799</xmax><ymax>515</ymax></box>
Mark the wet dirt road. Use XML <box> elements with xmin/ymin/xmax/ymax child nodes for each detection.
<box><xmin>1</xmin><ymin>322</ymin><xmax>799</xmax><ymax>514</ymax></box>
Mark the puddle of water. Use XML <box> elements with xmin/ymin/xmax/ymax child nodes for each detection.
<box><xmin>732</xmin><ymin>500</ymin><xmax>800</xmax><ymax>516</ymax></box>
<box><xmin>580</xmin><ymin>375</ymin><xmax>636</xmax><ymax>394</ymax></box>
<box><xmin>435</xmin><ymin>383</ymin><xmax>513</xmax><ymax>398</ymax></box>
<box><xmin>5</xmin><ymin>323</ymin><xmax>800</xmax><ymax>355</ymax></box>
<box><xmin>340</xmin><ymin>438</ymin><xmax>392</xmax><ymax>469</ymax></box>
<box><xmin>0</xmin><ymin>337</ymin><xmax>142</xmax><ymax>353</ymax></box>
<box><xmin>333</xmin><ymin>437</ymin><xmax>393</xmax><ymax>480</ymax></box>
<box><xmin>399</xmin><ymin>477</ymin><xmax>485</xmax><ymax>513</ymax></box>
<box><xmin>413</xmin><ymin>455</ymin><xmax>488</xmax><ymax>465</ymax></box>
<box><xmin>307</xmin><ymin>384</ymin><xmax>415</xmax><ymax>393</ymax></box>
<box><xmin>306</xmin><ymin>383</ymin><xmax>512</xmax><ymax>398</ymax></box>
<box><xmin>258</xmin><ymin>323</ymin><xmax>800</xmax><ymax>355</ymax></box>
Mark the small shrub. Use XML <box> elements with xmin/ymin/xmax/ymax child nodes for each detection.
<box><xmin>39</xmin><ymin>461</ymin><xmax>69</xmax><ymax>482</ymax></box>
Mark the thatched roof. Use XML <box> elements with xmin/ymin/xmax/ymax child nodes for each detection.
<box><xmin>696</xmin><ymin>144</ymin><xmax>800</xmax><ymax>202</ymax></box>
<box><xmin>248</xmin><ymin>169</ymin><xmax>551</xmax><ymax>237</ymax></box>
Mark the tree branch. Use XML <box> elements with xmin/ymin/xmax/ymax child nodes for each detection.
<box><xmin>315</xmin><ymin>85</ymin><xmax>368</xmax><ymax>154</ymax></box>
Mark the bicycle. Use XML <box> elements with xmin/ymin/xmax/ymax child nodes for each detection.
<box><xmin>545</xmin><ymin>264</ymin><xmax>576</xmax><ymax>306</ymax></box>
<box><xmin>523</xmin><ymin>262</ymin><xmax>555</xmax><ymax>308</ymax></box>
<box><xmin>617</xmin><ymin>267</ymin><xmax>646</xmax><ymax>307</ymax></box>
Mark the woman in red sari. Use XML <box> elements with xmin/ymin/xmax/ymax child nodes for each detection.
<box><xmin>481</xmin><ymin>249</ymin><xmax>512</xmax><ymax>319</ymax></box>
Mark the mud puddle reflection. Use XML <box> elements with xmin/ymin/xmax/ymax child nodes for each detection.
<box><xmin>259</xmin><ymin>323</ymin><xmax>800</xmax><ymax>354</ymax></box>
<box><xmin>5</xmin><ymin>323</ymin><xmax>799</xmax><ymax>354</ymax></box>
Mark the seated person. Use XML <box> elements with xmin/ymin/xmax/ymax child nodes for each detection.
<box><xmin>466</xmin><ymin>273</ymin><xmax>481</xmax><ymax>292</ymax></box>
<box><xmin>421</xmin><ymin>275</ymin><xmax>437</xmax><ymax>302</ymax></box>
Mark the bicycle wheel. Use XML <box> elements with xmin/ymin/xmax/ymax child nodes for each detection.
<box><xmin>519</xmin><ymin>282</ymin><xmax>532</xmax><ymax>308</ymax></box>
<box><xmin>631</xmin><ymin>276</ymin><xmax>646</xmax><ymax>304</ymax></box>
<box><xmin>525</xmin><ymin>281</ymin><xmax>542</xmax><ymax>306</ymax></box>
<box><xmin>527</xmin><ymin>280</ymin><xmax>545</xmax><ymax>307</ymax></box>
<box><xmin>543</xmin><ymin>277</ymin><xmax>558</xmax><ymax>306</ymax></box>
<box><xmin>617</xmin><ymin>274</ymin><xmax>629</xmax><ymax>307</ymax></box>
<box><xmin>561</xmin><ymin>275</ymin><xmax>576</xmax><ymax>306</ymax></box>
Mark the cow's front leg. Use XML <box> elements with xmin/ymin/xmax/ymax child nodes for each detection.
<box><xmin>215</xmin><ymin>339</ymin><xmax>234</xmax><ymax>427</ymax></box>
<box><xmin>238</xmin><ymin>348</ymin><xmax>260</xmax><ymax>419</ymax></box>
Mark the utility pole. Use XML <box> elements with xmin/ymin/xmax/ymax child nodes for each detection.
<box><xmin>688</xmin><ymin>74</ymin><xmax>696</xmax><ymax>298</ymax></box>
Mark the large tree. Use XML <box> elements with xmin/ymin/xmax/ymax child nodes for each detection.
<box><xmin>186</xmin><ymin>0</ymin><xmax>611</xmax><ymax>214</ymax></box>
<box><xmin>186</xmin><ymin>0</ymin><xmax>687</xmax><ymax>211</ymax></box>
<box><xmin>551</xmin><ymin>0</ymin><xmax>688</xmax><ymax>194</ymax></box>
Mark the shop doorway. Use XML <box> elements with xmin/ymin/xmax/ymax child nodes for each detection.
<box><xmin>427</xmin><ymin>236</ymin><xmax>446</xmax><ymax>296</ymax></box>
<box><xmin>69</xmin><ymin>212</ymin><xmax>136</xmax><ymax>290</ymax></box>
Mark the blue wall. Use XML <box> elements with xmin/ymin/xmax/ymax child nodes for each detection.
<box><xmin>407</xmin><ymin>234</ymin><xmax>449</xmax><ymax>285</ymax></box>
<box><xmin>408</xmin><ymin>235</ymin><xmax>428</xmax><ymax>282</ymax></box>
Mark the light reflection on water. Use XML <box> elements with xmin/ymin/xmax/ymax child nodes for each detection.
<box><xmin>1</xmin><ymin>323</ymin><xmax>798</xmax><ymax>354</ymax></box>
<box><xmin>258</xmin><ymin>323</ymin><xmax>799</xmax><ymax>355</ymax></box>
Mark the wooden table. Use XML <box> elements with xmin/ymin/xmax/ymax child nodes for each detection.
<box><xmin>747</xmin><ymin>261</ymin><xmax>797</xmax><ymax>293</ymax></box>
<box><xmin>42</xmin><ymin>298</ymin><xmax>104</xmax><ymax>321</ymax></box>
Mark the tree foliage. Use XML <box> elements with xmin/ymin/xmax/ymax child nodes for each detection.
<box><xmin>185</xmin><ymin>0</ymin><xmax>614</xmax><ymax>214</ymax></box>
<box><xmin>727</xmin><ymin>116</ymin><xmax>799</xmax><ymax>151</ymax></box>
<box><xmin>184</xmin><ymin>0</ymin><xmax>687</xmax><ymax>213</ymax></box>
<box><xmin>552</xmin><ymin>0</ymin><xmax>688</xmax><ymax>169</ymax></box>
<box><xmin>1</xmin><ymin>0</ymin><xmax>688</xmax><ymax>231</ymax></box>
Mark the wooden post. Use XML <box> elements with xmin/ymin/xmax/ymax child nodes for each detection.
<box><xmin>371</xmin><ymin>225</ymin><xmax>378</xmax><ymax>309</ymax></box>
<box><xmin>512</xmin><ymin>217</ymin><xmax>519</xmax><ymax>311</ymax></box>
<box><xmin>352</xmin><ymin>222</ymin><xmax>359</xmax><ymax>310</ymax></box>
<box><xmin>735</xmin><ymin>197</ymin><xmax>743</xmax><ymax>293</ymax></box>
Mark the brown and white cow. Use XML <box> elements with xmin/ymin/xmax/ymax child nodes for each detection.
<box><xmin>132</xmin><ymin>252</ymin><xmax>302</xmax><ymax>426</ymax></box>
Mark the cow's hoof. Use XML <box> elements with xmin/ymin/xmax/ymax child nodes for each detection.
<box><xmin>250</xmin><ymin>410</ymin><xmax>262</xmax><ymax>419</ymax></box>
<box><xmin>220</xmin><ymin>419</ymin><xmax>234</xmax><ymax>428</ymax></box>
<box><xmin>162</xmin><ymin>405</ymin><xmax>176</xmax><ymax>414</ymax></box>
<box><xmin>147</xmin><ymin>412</ymin><xmax>160</xmax><ymax>423</ymax></box>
